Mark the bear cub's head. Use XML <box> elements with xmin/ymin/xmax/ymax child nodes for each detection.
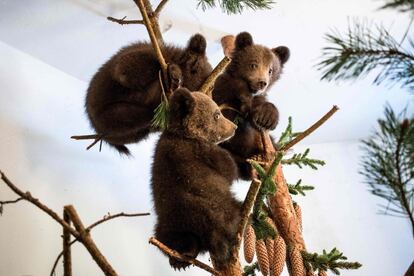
<box><xmin>229</xmin><ymin>32</ymin><xmax>290</xmax><ymax>95</ymax></box>
<box><xmin>179</xmin><ymin>34</ymin><xmax>213</xmax><ymax>91</ymax></box>
<box><xmin>168</xmin><ymin>88</ymin><xmax>237</xmax><ymax>144</ymax></box>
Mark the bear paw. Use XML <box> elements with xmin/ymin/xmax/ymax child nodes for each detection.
<box><xmin>251</xmin><ymin>102</ymin><xmax>279</xmax><ymax>130</ymax></box>
<box><xmin>168</xmin><ymin>250</ymin><xmax>198</xmax><ymax>271</ymax></box>
<box><xmin>167</xmin><ymin>63</ymin><xmax>182</xmax><ymax>91</ymax></box>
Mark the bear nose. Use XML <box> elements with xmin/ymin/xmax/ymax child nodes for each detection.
<box><xmin>258</xmin><ymin>81</ymin><xmax>267</xmax><ymax>89</ymax></box>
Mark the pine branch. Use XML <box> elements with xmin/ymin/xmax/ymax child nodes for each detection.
<box><xmin>288</xmin><ymin>179</ymin><xmax>315</xmax><ymax>196</ymax></box>
<box><xmin>379</xmin><ymin>0</ymin><xmax>414</xmax><ymax>12</ymax></box>
<box><xmin>282</xmin><ymin>148</ymin><xmax>326</xmax><ymax>170</ymax></box>
<box><xmin>302</xmin><ymin>248</ymin><xmax>362</xmax><ymax>275</ymax></box>
<box><xmin>197</xmin><ymin>0</ymin><xmax>275</xmax><ymax>14</ymax></box>
<box><xmin>361</xmin><ymin>106</ymin><xmax>414</xmax><ymax>235</ymax></box>
<box><xmin>318</xmin><ymin>20</ymin><xmax>414</xmax><ymax>90</ymax></box>
<box><xmin>243</xmin><ymin>262</ymin><xmax>259</xmax><ymax>276</ymax></box>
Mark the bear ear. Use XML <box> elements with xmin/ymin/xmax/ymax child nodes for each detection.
<box><xmin>272</xmin><ymin>46</ymin><xmax>290</xmax><ymax>65</ymax></box>
<box><xmin>235</xmin><ymin>32</ymin><xmax>253</xmax><ymax>50</ymax></box>
<box><xmin>187</xmin><ymin>34</ymin><xmax>207</xmax><ymax>54</ymax></box>
<box><xmin>169</xmin><ymin>88</ymin><xmax>195</xmax><ymax>120</ymax></box>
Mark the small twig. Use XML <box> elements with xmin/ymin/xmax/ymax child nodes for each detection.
<box><xmin>134</xmin><ymin>0</ymin><xmax>168</xmax><ymax>73</ymax></box>
<box><xmin>148</xmin><ymin>237</ymin><xmax>220</xmax><ymax>275</ymax></box>
<box><xmin>64</xmin><ymin>205</ymin><xmax>118</xmax><ymax>276</ymax></box>
<box><xmin>71</xmin><ymin>134</ymin><xmax>102</xmax><ymax>140</ymax></box>
<box><xmin>107</xmin><ymin>16</ymin><xmax>144</xmax><ymax>25</ymax></box>
<box><xmin>281</xmin><ymin>106</ymin><xmax>339</xmax><ymax>151</ymax></box>
<box><xmin>0</xmin><ymin>197</ymin><xmax>24</xmax><ymax>215</ymax></box>
<box><xmin>154</xmin><ymin>0</ymin><xmax>169</xmax><ymax>16</ymax></box>
<box><xmin>86</xmin><ymin>137</ymin><xmax>103</xmax><ymax>150</ymax></box>
<box><xmin>50</xmin><ymin>212</ymin><xmax>150</xmax><ymax>276</ymax></box>
<box><xmin>199</xmin><ymin>56</ymin><xmax>231</xmax><ymax>97</ymax></box>
<box><xmin>236</xmin><ymin>178</ymin><xmax>261</xmax><ymax>249</ymax></box>
<box><xmin>63</xmin><ymin>209</ymin><xmax>72</xmax><ymax>276</ymax></box>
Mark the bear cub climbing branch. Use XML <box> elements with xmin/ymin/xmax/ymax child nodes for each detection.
<box><xmin>213</xmin><ymin>32</ymin><xmax>290</xmax><ymax>179</ymax></box>
<box><xmin>85</xmin><ymin>34</ymin><xmax>212</xmax><ymax>155</ymax></box>
<box><xmin>151</xmin><ymin>88</ymin><xmax>242</xmax><ymax>270</ymax></box>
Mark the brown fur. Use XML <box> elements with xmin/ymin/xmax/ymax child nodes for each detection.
<box><xmin>85</xmin><ymin>34</ymin><xmax>212</xmax><ymax>155</ymax></box>
<box><xmin>151</xmin><ymin>88</ymin><xmax>241</xmax><ymax>269</ymax></box>
<box><xmin>212</xmin><ymin>32</ymin><xmax>290</xmax><ymax>179</ymax></box>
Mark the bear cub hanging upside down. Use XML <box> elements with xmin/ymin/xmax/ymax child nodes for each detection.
<box><xmin>151</xmin><ymin>88</ymin><xmax>242</xmax><ymax>269</ymax></box>
<box><xmin>213</xmin><ymin>32</ymin><xmax>290</xmax><ymax>179</ymax></box>
<box><xmin>85</xmin><ymin>34</ymin><xmax>212</xmax><ymax>155</ymax></box>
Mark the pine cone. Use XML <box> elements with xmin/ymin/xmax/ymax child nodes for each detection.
<box><xmin>294</xmin><ymin>203</ymin><xmax>302</xmax><ymax>232</ymax></box>
<box><xmin>289</xmin><ymin>248</ymin><xmax>306</xmax><ymax>276</ymax></box>
<box><xmin>265</xmin><ymin>238</ymin><xmax>274</xmax><ymax>268</ymax></box>
<box><xmin>256</xmin><ymin>239</ymin><xmax>270</xmax><ymax>276</ymax></box>
<box><xmin>271</xmin><ymin>236</ymin><xmax>286</xmax><ymax>276</ymax></box>
<box><xmin>244</xmin><ymin>224</ymin><xmax>256</xmax><ymax>263</ymax></box>
<box><xmin>318</xmin><ymin>270</ymin><xmax>327</xmax><ymax>276</ymax></box>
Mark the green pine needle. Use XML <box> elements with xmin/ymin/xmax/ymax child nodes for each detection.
<box><xmin>302</xmin><ymin>248</ymin><xmax>362</xmax><ymax>275</ymax></box>
<box><xmin>151</xmin><ymin>90</ymin><xmax>169</xmax><ymax>129</ymax></box>
<box><xmin>282</xmin><ymin>148</ymin><xmax>326</xmax><ymax>170</ymax></box>
<box><xmin>197</xmin><ymin>0</ymin><xmax>275</xmax><ymax>14</ymax></box>
<box><xmin>252</xmin><ymin>216</ymin><xmax>276</xmax><ymax>240</ymax></box>
<box><xmin>243</xmin><ymin>262</ymin><xmax>259</xmax><ymax>276</ymax></box>
<box><xmin>288</xmin><ymin>179</ymin><xmax>315</xmax><ymax>196</ymax></box>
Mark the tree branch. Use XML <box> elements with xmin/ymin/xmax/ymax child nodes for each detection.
<box><xmin>0</xmin><ymin>170</ymin><xmax>80</xmax><ymax>239</ymax></box>
<box><xmin>134</xmin><ymin>0</ymin><xmax>167</xmax><ymax>73</ymax></box>
<box><xmin>0</xmin><ymin>197</ymin><xmax>24</xmax><ymax>214</ymax></box>
<box><xmin>199</xmin><ymin>56</ymin><xmax>231</xmax><ymax>96</ymax></box>
<box><xmin>64</xmin><ymin>205</ymin><xmax>118</xmax><ymax>276</ymax></box>
<box><xmin>154</xmin><ymin>0</ymin><xmax>169</xmax><ymax>16</ymax></box>
<box><xmin>148</xmin><ymin>237</ymin><xmax>220</xmax><ymax>275</ymax></box>
<box><xmin>107</xmin><ymin>16</ymin><xmax>144</xmax><ymax>25</ymax></box>
<box><xmin>50</xmin><ymin>211</ymin><xmax>150</xmax><ymax>276</ymax></box>
<box><xmin>63</xmin><ymin>209</ymin><xmax>72</xmax><ymax>276</ymax></box>
<box><xmin>281</xmin><ymin>105</ymin><xmax>339</xmax><ymax>151</ymax></box>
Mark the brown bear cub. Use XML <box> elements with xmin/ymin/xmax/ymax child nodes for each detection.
<box><xmin>212</xmin><ymin>32</ymin><xmax>290</xmax><ymax>179</ymax></box>
<box><xmin>151</xmin><ymin>88</ymin><xmax>241</xmax><ymax>269</ymax></box>
<box><xmin>85</xmin><ymin>34</ymin><xmax>212</xmax><ymax>155</ymax></box>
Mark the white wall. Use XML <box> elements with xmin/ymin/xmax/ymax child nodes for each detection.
<box><xmin>0</xmin><ymin>39</ymin><xmax>413</xmax><ymax>276</ymax></box>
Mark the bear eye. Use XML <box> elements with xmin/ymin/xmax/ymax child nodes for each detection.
<box><xmin>214</xmin><ymin>111</ymin><xmax>220</xmax><ymax>120</ymax></box>
<box><xmin>250</xmin><ymin>64</ymin><xmax>258</xmax><ymax>70</ymax></box>
<box><xmin>269</xmin><ymin>68</ymin><xmax>273</xmax><ymax>74</ymax></box>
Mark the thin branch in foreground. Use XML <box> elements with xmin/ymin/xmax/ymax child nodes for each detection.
<box><xmin>154</xmin><ymin>0</ymin><xmax>169</xmax><ymax>16</ymax></box>
<box><xmin>50</xmin><ymin>212</ymin><xmax>150</xmax><ymax>276</ymax></box>
<box><xmin>107</xmin><ymin>16</ymin><xmax>144</xmax><ymax>25</ymax></box>
<box><xmin>148</xmin><ymin>237</ymin><xmax>220</xmax><ymax>275</ymax></box>
<box><xmin>63</xmin><ymin>210</ymin><xmax>72</xmax><ymax>276</ymax></box>
<box><xmin>199</xmin><ymin>56</ymin><xmax>231</xmax><ymax>97</ymax></box>
<box><xmin>281</xmin><ymin>105</ymin><xmax>339</xmax><ymax>151</ymax></box>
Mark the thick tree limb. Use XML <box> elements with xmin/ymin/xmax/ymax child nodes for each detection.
<box><xmin>148</xmin><ymin>237</ymin><xmax>220</xmax><ymax>275</ymax></box>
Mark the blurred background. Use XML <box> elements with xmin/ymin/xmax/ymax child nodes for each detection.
<box><xmin>0</xmin><ymin>0</ymin><xmax>413</xmax><ymax>275</ymax></box>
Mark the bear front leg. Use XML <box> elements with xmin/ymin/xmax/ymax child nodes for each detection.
<box><xmin>250</xmin><ymin>95</ymin><xmax>279</xmax><ymax>130</ymax></box>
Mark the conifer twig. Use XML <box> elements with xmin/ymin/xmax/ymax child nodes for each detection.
<box><xmin>281</xmin><ymin>105</ymin><xmax>339</xmax><ymax>151</ymax></box>
<box><xmin>148</xmin><ymin>237</ymin><xmax>220</xmax><ymax>275</ymax></box>
<box><xmin>107</xmin><ymin>16</ymin><xmax>144</xmax><ymax>25</ymax></box>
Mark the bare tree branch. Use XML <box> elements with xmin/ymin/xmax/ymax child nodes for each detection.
<box><xmin>148</xmin><ymin>237</ymin><xmax>220</xmax><ymax>275</ymax></box>
<box><xmin>63</xmin><ymin>210</ymin><xmax>72</xmax><ymax>276</ymax></box>
<box><xmin>107</xmin><ymin>16</ymin><xmax>144</xmax><ymax>25</ymax></box>
<box><xmin>154</xmin><ymin>0</ymin><xmax>169</xmax><ymax>16</ymax></box>
<box><xmin>199</xmin><ymin>56</ymin><xmax>231</xmax><ymax>96</ymax></box>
